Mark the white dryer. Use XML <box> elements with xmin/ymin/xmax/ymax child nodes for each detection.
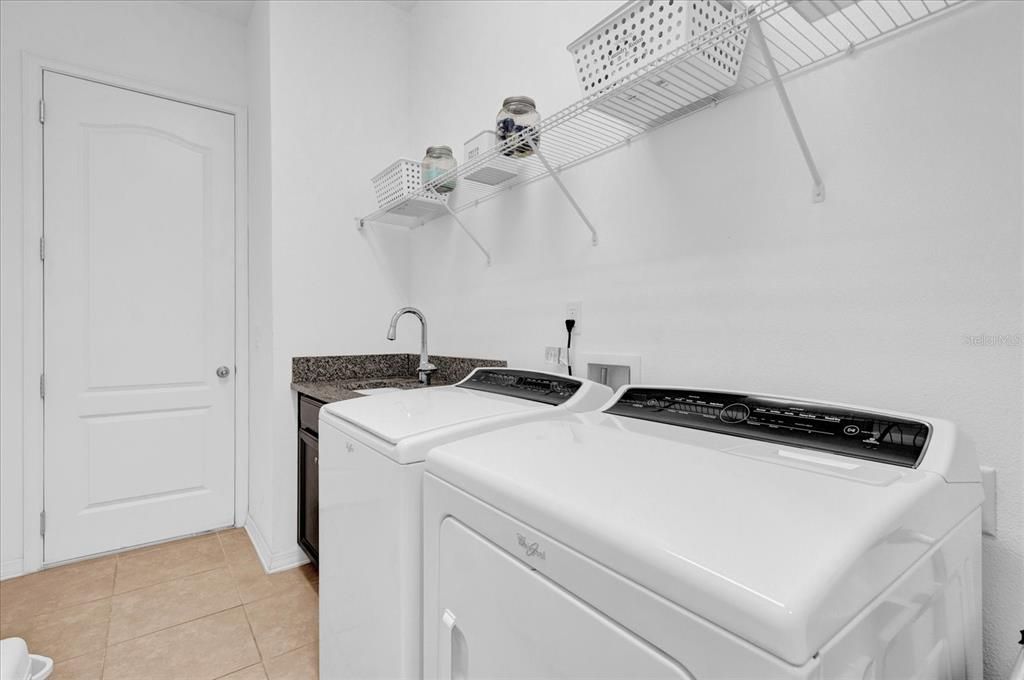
<box><xmin>318</xmin><ymin>368</ymin><xmax>612</xmax><ymax>680</ymax></box>
<box><xmin>423</xmin><ymin>386</ymin><xmax>984</xmax><ymax>680</ymax></box>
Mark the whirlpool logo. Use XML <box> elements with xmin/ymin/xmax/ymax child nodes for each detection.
<box><xmin>516</xmin><ymin>533</ymin><xmax>546</xmax><ymax>560</ymax></box>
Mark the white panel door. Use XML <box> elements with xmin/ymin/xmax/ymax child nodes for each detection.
<box><xmin>436</xmin><ymin>518</ymin><xmax>693</xmax><ymax>679</ymax></box>
<box><xmin>43</xmin><ymin>72</ymin><xmax>236</xmax><ymax>563</ymax></box>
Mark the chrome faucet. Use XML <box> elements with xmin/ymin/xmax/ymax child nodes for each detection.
<box><xmin>387</xmin><ymin>307</ymin><xmax>437</xmax><ymax>385</ymax></box>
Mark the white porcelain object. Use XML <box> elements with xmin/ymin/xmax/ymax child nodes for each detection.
<box><xmin>318</xmin><ymin>368</ymin><xmax>612</xmax><ymax>680</ymax></box>
<box><xmin>26</xmin><ymin>657</ymin><xmax>50</xmax><ymax>680</ymax></box>
<box><xmin>422</xmin><ymin>387</ymin><xmax>984</xmax><ymax>679</ymax></box>
<box><xmin>354</xmin><ymin>387</ymin><xmax>404</xmax><ymax>396</ymax></box>
<box><xmin>0</xmin><ymin>639</ymin><xmax>53</xmax><ymax>680</ymax></box>
<box><xmin>1010</xmin><ymin>644</ymin><xmax>1024</xmax><ymax>680</ymax></box>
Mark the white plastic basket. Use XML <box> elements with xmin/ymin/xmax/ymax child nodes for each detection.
<box><xmin>567</xmin><ymin>0</ymin><xmax>749</xmax><ymax>97</ymax></box>
<box><xmin>371</xmin><ymin>158</ymin><xmax>447</xmax><ymax>209</ymax></box>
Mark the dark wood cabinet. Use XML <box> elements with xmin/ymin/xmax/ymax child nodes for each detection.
<box><xmin>297</xmin><ymin>394</ymin><xmax>322</xmax><ymax>566</ymax></box>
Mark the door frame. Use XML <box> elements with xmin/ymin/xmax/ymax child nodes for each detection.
<box><xmin>20</xmin><ymin>53</ymin><xmax>250</xmax><ymax>571</ymax></box>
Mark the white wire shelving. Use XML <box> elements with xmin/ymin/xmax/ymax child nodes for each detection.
<box><xmin>358</xmin><ymin>0</ymin><xmax>967</xmax><ymax>264</ymax></box>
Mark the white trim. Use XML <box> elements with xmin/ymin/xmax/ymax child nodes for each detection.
<box><xmin>232</xmin><ymin>79</ymin><xmax>250</xmax><ymax>530</ymax></box>
<box><xmin>0</xmin><ymin>559</ymin><xmax>25</xmax><ymax>582</ymax></box>
<box><xmin>25</xmin><ymin>526</ymin><xmax>229</xmax><ymax>572</ymax></box>
<box><xmin>244</xmin><ymin>516</ymin><xmax>310</xmax><ymax>574</ymax></box>
<box><xmin>19</xmin><ymin>52</ymin><xmax>249</xmax><ymax>572</ymax></box>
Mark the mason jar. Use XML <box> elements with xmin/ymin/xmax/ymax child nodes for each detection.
<box><xmin>421</xmin><ymin>146</ymin><xmax>457</xmax><ymax>194</ymax></box>
<box><xmin>495</xmin><ymin>96</ymin><xmax>540</xmax><ymax>158</ymax></box>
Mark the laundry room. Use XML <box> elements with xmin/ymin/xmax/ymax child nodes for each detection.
<box><xmin>0</xmin><ymin>0</ymin><xmax>1021</xmax><ymax>679</ymax></box>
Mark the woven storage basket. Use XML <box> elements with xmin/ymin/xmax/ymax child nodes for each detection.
<box><xmin>371</xmin><ymin>158</ymin><xmax>447</xmax><ymax>209</ymax></box>
<box><xmin>568</xmin><ymin>0</ymin><xmax>749</xmax><ymax>97</ymax></box>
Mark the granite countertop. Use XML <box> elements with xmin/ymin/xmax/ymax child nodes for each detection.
<box><xmin>291</xmin><ymin>354</ymin><xmax>506</xmax><ymax>404</ymax></box>
<box><xmin>291</xmin><ymin>376</ymin><xmax>433</xmax><ymax>404</ymax></box>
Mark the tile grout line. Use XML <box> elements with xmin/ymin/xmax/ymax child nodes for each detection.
<box><xmin>103</xmin><ymin>606</ymin><xmax>253</xmax><ymax>679</ymax></box>
<box><xmin>222</xmin><ymin>530</ymin><xmax>266</xmax><ymax>668</ymax></box>
<box><xmin>225</xmin><ymin>528</ymin><xmax>321</xmax><ymax>669</ymax></box>
<box><xmin>103</xmin><ymin>533</ymin><xmax>239</xmax><ymax>648</ymax></box>
<box><xmin>6</xmin><ymin>529</ymin><xmax>314</xmax><ymax>678</ymax></box>
<box><xmin>219</xmin><ymin>532</ymin><xmax>316</xmax><ymax>607</ymax></box>
<box><xmin>101</xmin><ymin>561</ymin><xmax>113</xmax><ymax>680</ymax></box>
<box><xmin>112</xmin><ymin>534</ymin><xmax>225</xmax><ymax>596</ymax></box>
<box><xmin>212</xmin><ymin>662</ymin><xmax>266</xmax><ymax>680</ymax></box>
<box><xmin>106</xmin><ymin>598</ymin><xmax>244</xmax><ymax>649</ymax></box>
<box><xmin>106</xmin><ymin>555</ymin><xmax>119</xmax><ymax>654</ymax></box>
<box><xmin>240</xmin><ymin>599</ymin><xmax>265</xmax><ymax>663</ymax></box>
<box><xmin>263</xmin><ymin>640</ymin><xmax>319</xmax><ymax>666</ymax></box>
<box><xmin>112</xmin><ymin>561</ymin><xmax>226</xmax><ymax>597</ymax></box>
<box><xmin>5</xmin><ymin>530</ymin><xmax>281</xmax><ymax>679</ymax></box>
<box><xmin>105</xmin><ymin>538</ymin><xmax>240</xmax><ymax>647</ymax></box>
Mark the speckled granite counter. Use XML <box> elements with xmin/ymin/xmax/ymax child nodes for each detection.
<box><xmin>291</xmin><ymin>354</ymin><xmax>506</xmax><ymax>403</ymax></box>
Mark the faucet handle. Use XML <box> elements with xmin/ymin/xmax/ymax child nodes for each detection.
<box><xmin>418</xmin><ymin>362</ymin><xmax>438</xmax><ymax>386</ymax></box>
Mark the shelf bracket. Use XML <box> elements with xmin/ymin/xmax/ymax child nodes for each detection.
<box><xmin>749</xmin><ymin>17</ymin><xmax>826</xmax><ymax>203</ymax></box>
<box><xmin>428</xmin><ymin>189</ymin><xmax>492</xmax><ymax>266</ymax></box>
<box><xmin>528</xmin><ymin>139</ymin><xmax>599</xmax><ymax>245</ymax></box>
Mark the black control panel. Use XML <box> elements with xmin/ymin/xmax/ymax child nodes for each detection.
<box><xmin>605</xmin><ymin>388</ymin><xmax>931</xmax><ymax>467</ymax></box>
<box><xmin>457</xmin><ymin>369</ymin><xmax>582</xmax><ymax>406</ymax></box>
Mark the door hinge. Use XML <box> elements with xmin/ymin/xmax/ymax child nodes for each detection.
<box><xmin>39</xmin><ymin>237</ymin><xmax>45</xmax><ymax>261</ymax></box>
<box><xmin>39</xmin><ymin>99</ymin><xmax>45</xmax><ymax>124</ymax></box>
<box><xmin>39</xmin><ymin>374</ymin><xmax>45</xmax><ymax>399</ymax></box>
<box><xmin>39</xmin><ymin>511</ymin><xmax>46</xmax><ymax>537</ymax></box>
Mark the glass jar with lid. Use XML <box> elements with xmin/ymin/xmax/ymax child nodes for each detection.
<box><xmin>495</xmin><ymin>96</ymin><xmax>540</xmax><ymax>158</ymax></box>
<box><xmin>421</xmin><ymin>146</ymin><xmax>457</xmax><ymax>194</ymax></box>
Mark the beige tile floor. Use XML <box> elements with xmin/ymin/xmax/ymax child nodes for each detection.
<box><xmin>0</xmin><ymin>528</ymin><xmax>318</xmax><ymax>680</ymax></box>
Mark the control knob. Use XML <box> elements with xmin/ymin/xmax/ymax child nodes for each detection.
<box><xmin>719</xmin><ymin>403</ymin><xmax>751</xmax><ymax>424</ymax></box>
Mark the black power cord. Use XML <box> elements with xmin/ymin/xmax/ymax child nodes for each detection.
<box><xmin>565</xmin><ymin>319</ymin><xmax>576</xmax><ymax>376</ymax></box>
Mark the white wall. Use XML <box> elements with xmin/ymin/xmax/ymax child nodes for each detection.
<box><xmin>246</xmin><ymin>0</ymin><xmax>417</xmax><ymax>566</ymax></box>
<box><xmin>2</xmin><ymin>1</ymin><xmax>1019</xmax><ymax>673</ymax></box>
<box><xmin>404</xmin><ymin>2</ymin><xmax>1024</xmax><ymax>677</ymax></box>
<box><xmin>246</xmin><ymin>0</ymin><xmax>277</xmax><ymax>555</ymax></box>
<box><xmin>0</xmin><ymin>1</ymin><xmax>247</xmax><ymax>577</ymax></box>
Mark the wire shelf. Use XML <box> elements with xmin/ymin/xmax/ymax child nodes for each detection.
<box><xmin>359</xmin><ymin>0</ymin><xmax>965</xmax><ymax>233</ymax></box>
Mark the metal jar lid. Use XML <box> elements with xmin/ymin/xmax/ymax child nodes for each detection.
<box><xmin>501</xmin><ymin>96</ymin><xmax>536</xmax><ymax>110</ymax></box>
<box><xmin>425</xmin><ymin>145</ymin><xmax>453</xmax><ymax>156</ymax></box>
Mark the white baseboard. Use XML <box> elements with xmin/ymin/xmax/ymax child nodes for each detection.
<box><xmin>244</xmin><ymin>515</ymin><xmax>309</xmax><ymax>574</ymax></box>
<box><xmin>0</xmin><ymin>558</ymin><xmax>25</xmax><ymax>581</ymax></box>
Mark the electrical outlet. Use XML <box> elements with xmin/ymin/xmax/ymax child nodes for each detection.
<box><xmin>544</xmin><ymin>346</ymin><xmax>563</xmax><ymax>365</ymax></box>
<box><xmin>981</xmin><ymin>466</ymin><xmax>997</xmax><ymax>536</ymax></box>
<box><xmin>566</xmin><ymin>301</ymin><xmax>582</xmax><ymax>333</ymax></box>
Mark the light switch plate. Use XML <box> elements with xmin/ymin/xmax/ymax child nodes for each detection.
<box><xmin>980</xmin><ymin>466</ymin><xmax>996</xmax><ymax>536</ymax></box>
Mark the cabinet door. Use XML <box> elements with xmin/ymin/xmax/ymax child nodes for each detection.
<box><xmin>298</xmin><ymin>429</ymin><xmax>319</xmax><ymax>565</ymax></box>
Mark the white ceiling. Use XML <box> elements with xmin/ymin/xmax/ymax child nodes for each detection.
<box><xmin>178</xmin><ymin>0</ymin><xmax>255</xmax><ymax>26</ymax></box>
<box><xmin>178</xmin><ymin>0</ymin><xmax>418</xmax><ymax>26</ymax></box>
<box><xmin>384</xmin><ymin>0</ymin><xmax>418</xmax><ymax>12</ymax></box>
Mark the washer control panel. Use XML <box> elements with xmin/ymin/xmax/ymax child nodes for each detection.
<box><xmin>606</xmin><ymin>388</ymin><xmax>931</xmax><ymax>467</ymax></box>
<box><xmin>457</xmin><ymin>369</ymin><xmax>582</xmax><ymax>406</ymax></box>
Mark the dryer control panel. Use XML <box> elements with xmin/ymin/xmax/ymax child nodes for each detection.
<box><xmin>457</xmin><ymin>369</ymin><xmax>582</xmax><ymax>406</ymax></box>
<box><xmin>606</xmin><ymin>388</ymin><xmax>931</xmax><ymax>467</ymax></box>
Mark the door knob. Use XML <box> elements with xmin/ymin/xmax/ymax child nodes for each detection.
<box><xmin>216</xmin><ymin>366</ymin><xmax>231</xmax><ymax>378</ymax></box>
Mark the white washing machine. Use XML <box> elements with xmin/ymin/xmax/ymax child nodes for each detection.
<box><xmin>423</xmin><ymin>386</ymin><xmax>984</xmax><ymax>680</ymax></box>
<box><xmin>318</xmin><ymin>368</ymin><xmax>612</xmax><ymax>680</ymax></box>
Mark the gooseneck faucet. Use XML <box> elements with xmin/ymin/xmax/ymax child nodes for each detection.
<box><xmin>387</xmin><ymin>307</ymin><xmax>437</xmax><ymax>385</ymax></box>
